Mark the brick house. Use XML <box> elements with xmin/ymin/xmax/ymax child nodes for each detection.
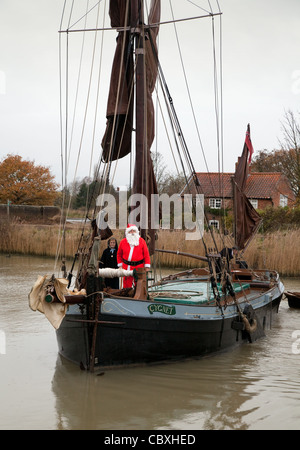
<box><xmin>183</xmin><ymin>171</ymin><xmax>295</xmax><ymax>230</ymax></box>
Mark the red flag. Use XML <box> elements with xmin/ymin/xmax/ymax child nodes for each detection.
<box><xmin>245</xmin><ymin>124</ymin><xmax>254</xmax><ymax>163</ymax></box>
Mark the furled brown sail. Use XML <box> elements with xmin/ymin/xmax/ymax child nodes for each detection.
<box><xmin>233</xmin><ymin>124</ymin><xmax>261</xmax><ymax>250</ymax></box>
<box><xmin>103</xmin><ymin>1</ymin><xmax>161</xmax><ymax>254</ymax></box>
<box><xmin>101</xmin><ymin>1</ymin><xmax>134</xmax><ymax>162</ymax></box>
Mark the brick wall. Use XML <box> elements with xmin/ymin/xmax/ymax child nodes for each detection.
<box><xmin>0</xmin><ymin>204</ymin><xmax>61</xmax><ymax>224</ymax></box>
<box><xmin>271</xmin><ymin>178</ymin><xmax>295</xmax><ymax>207</ymax></box>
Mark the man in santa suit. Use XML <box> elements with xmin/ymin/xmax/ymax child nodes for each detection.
<box><xmin>117</xmin><ymin>224</ymin><xmax>151</xmax><ymax>288</ymax></box>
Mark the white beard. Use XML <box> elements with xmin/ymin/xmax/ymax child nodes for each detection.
<box><xmin>126</xmin><ymin>232</ymin><xmax>140</xmax><ymax>246</ymax></box>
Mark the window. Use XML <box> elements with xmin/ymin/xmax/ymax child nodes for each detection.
<box><xmin>280</xmin><ymin>194</ymin><xmax>288</xmax><ymax>207</ymax></box>
<box><xmin>209</xmin><ymin>220</ymin><xmax>219</xmax><ymax>229</ymax></box>
<box><xmin>209</xmin><ymin>198</ymin><xmax>222</xmax><ymax>209</ymax></box>
<box><xmin>192</xmin><ymin>195</ymin><xmax>204</xmax><ymax>211</ymax></box>
<box><xmin>249</xmin><ymin>199</ymin><xmax>258</xmax><ymax>209</ymax></box>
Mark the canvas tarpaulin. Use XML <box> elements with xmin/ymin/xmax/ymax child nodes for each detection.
<box><xmin>29</xmin><ymin>275</ymin><xmax>86</xmax><ymax>329</ymax></box>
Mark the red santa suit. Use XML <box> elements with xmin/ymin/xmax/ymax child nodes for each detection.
<box><xmin>117</xmin><ymin>224</ymin><xmax>151</xmax><ymax>288</ymax></box>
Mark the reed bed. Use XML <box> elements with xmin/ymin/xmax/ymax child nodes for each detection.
<box><xmin>0</xmin><ymin>221</ymin><xmax>299</xmax><ymax>276</ymax></box>
<box><xmin>0</xmin><ymin>221</ymin><xmax>83</xmax><ymax>259</ymax></box>
<box><xmin>156</xmin><ymin>229</ymin><xmax>300</xmax><ymax>276</ymax></box>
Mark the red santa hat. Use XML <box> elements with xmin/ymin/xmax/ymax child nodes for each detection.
<box><xmin>125</xmin><ymin>223</ymin><xmax>139</xmax><ymax>235</ymax></box>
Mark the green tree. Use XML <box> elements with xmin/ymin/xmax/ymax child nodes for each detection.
<box><xmin>72</xmin><ymin>176</ymin><xmax>117</xmax><ymax>210</ymax></box>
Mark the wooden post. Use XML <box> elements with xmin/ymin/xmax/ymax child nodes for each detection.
<box><xmin>86</xmin><ymin>236</ymin><xmax>101</xmax><ymax>371</ymax></box>
<box><xmin>7</xmin><ymin>199</ymin><xmax>10</xmax><ymax>222</ymax></box>
<box><xmin>89</xmin><ymin>295</ymin><xmax>101</xmax><ymax>373</ymax></box>
<box><xmin>133</xmin><ymin>267</ymin><xmax>148</xmax><ymax>300</ymax></box>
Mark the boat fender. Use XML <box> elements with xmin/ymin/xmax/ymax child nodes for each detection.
<box><xmin>242</xmin><ymin>315</ymin><xmax>257</xmax><ymax>333</ymax></box>
<box><xmin>242</xmin><ymin>304</ymin><xmax>257</xmax><ymax>333</ymax></box>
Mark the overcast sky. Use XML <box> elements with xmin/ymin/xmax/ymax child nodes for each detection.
<box><xmin>1</xmin><ymin>0</ymin><xmax>300</xmax><ymax>188</ymax></box>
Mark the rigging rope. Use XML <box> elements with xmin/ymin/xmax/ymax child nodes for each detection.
<box><xmin>167</xmin><ymin>0</ymin><xmax>230</xmax><ymax>255</ymax></box>
<box><xmin>56</xmin><ymin>0</ymin><xmax>104</xmax><ymax>274</ymax></box>
<box><xmin>57</xmin><ymin>1</ymin><xmax>232</xmax><ymax>301</ymax></box>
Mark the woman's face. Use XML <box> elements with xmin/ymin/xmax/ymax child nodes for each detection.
<box><xmin>109</xmin><ymin>239</ymin><xmax>116</xmax><ymax>248</ymax></box>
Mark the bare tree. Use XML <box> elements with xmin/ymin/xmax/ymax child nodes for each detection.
<box><xmin>251</xmin><ymin>110</ymin><xmax>300</xmax><ymax>202</ymax></box>
<box><xmin>151</xmin><ymin>151</ymin><xmax>186</xmax><ymax>195</ymax></box>
<box><xmin>278</xmin><ymin>110</ymin><xmax>300</xmax><ymax>201</ymax></box>
<box><xmin>151</xmin><ymin>151</ymin><xmax>167</xmax><ymax>194</ymax></box>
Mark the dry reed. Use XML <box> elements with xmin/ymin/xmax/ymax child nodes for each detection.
<box><xmin>0</xmin><ymin>221</ymin><xmax>299</xmax><ymax>276</ymax></box>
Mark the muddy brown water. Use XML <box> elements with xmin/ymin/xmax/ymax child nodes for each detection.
<box><xmin>0</xmin><ymin>254</ymin><xmax>300</xmax><ymax>430</ymax></box>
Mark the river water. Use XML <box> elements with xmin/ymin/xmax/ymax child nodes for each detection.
<box><xmin>0</xmin><ymin>253</ymin><xmax>300</xmax><ymax>430</ymax></box>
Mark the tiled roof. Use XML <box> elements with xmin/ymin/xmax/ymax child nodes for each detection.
<box><xmin>193</xmin><ymin>173</ymin><xmax>233</xmax><ymax>197</ymax></box>
<box><xmin>194</xmin><ymin>172</ymin><xmax>284</xmax><ymax>199</ymax></box>
<box><xmin>244</xmin><ymin>172</ymin><xmax>282</xmax><ymax>198</ymax></box>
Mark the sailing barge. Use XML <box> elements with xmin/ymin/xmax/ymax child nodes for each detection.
<box><xmin>51</xmin><ymin>265</ymin><xmax>282</xmax><ymax>371</ymax></box>
<box><xmin>29</xmin><ymin>1</ymin><xmax>283</xmax><ymax>371</ymax></box>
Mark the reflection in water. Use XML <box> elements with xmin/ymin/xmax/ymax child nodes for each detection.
<box><xmin>51</xmin><ymin>298</ymin><xmax>300</xmax><ymax>431</ymax></box>
<box><xmin>1</xmin><ymin>255</ymin><xmax>300</xmax><ymax>430</ymax></box>
<box><xmin>52</xmin><ymin>351</ymin><xmax>253</xmax><ymax>430</ymax></box>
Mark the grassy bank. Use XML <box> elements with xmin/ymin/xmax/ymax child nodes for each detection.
<box><xmin>0</xmin><ymin>221</ymin><xmax>299</xmax><ymax>276</ymax></box>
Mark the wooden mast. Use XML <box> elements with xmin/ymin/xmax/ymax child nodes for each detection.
<box><xmin>131</xmin><ymin>0</ymin><xmax>146</xmax><ymax>213</ymax></box>
<box><xmin>130</xmin><ymin>0</ymin><xmax>159</xmax><ymax>253</ymax></box>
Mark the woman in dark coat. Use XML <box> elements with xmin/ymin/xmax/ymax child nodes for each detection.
<box><xmin>99</xmin><ymin>237</ymin><xmax>119</xmax><ymax>289</ymax></box>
